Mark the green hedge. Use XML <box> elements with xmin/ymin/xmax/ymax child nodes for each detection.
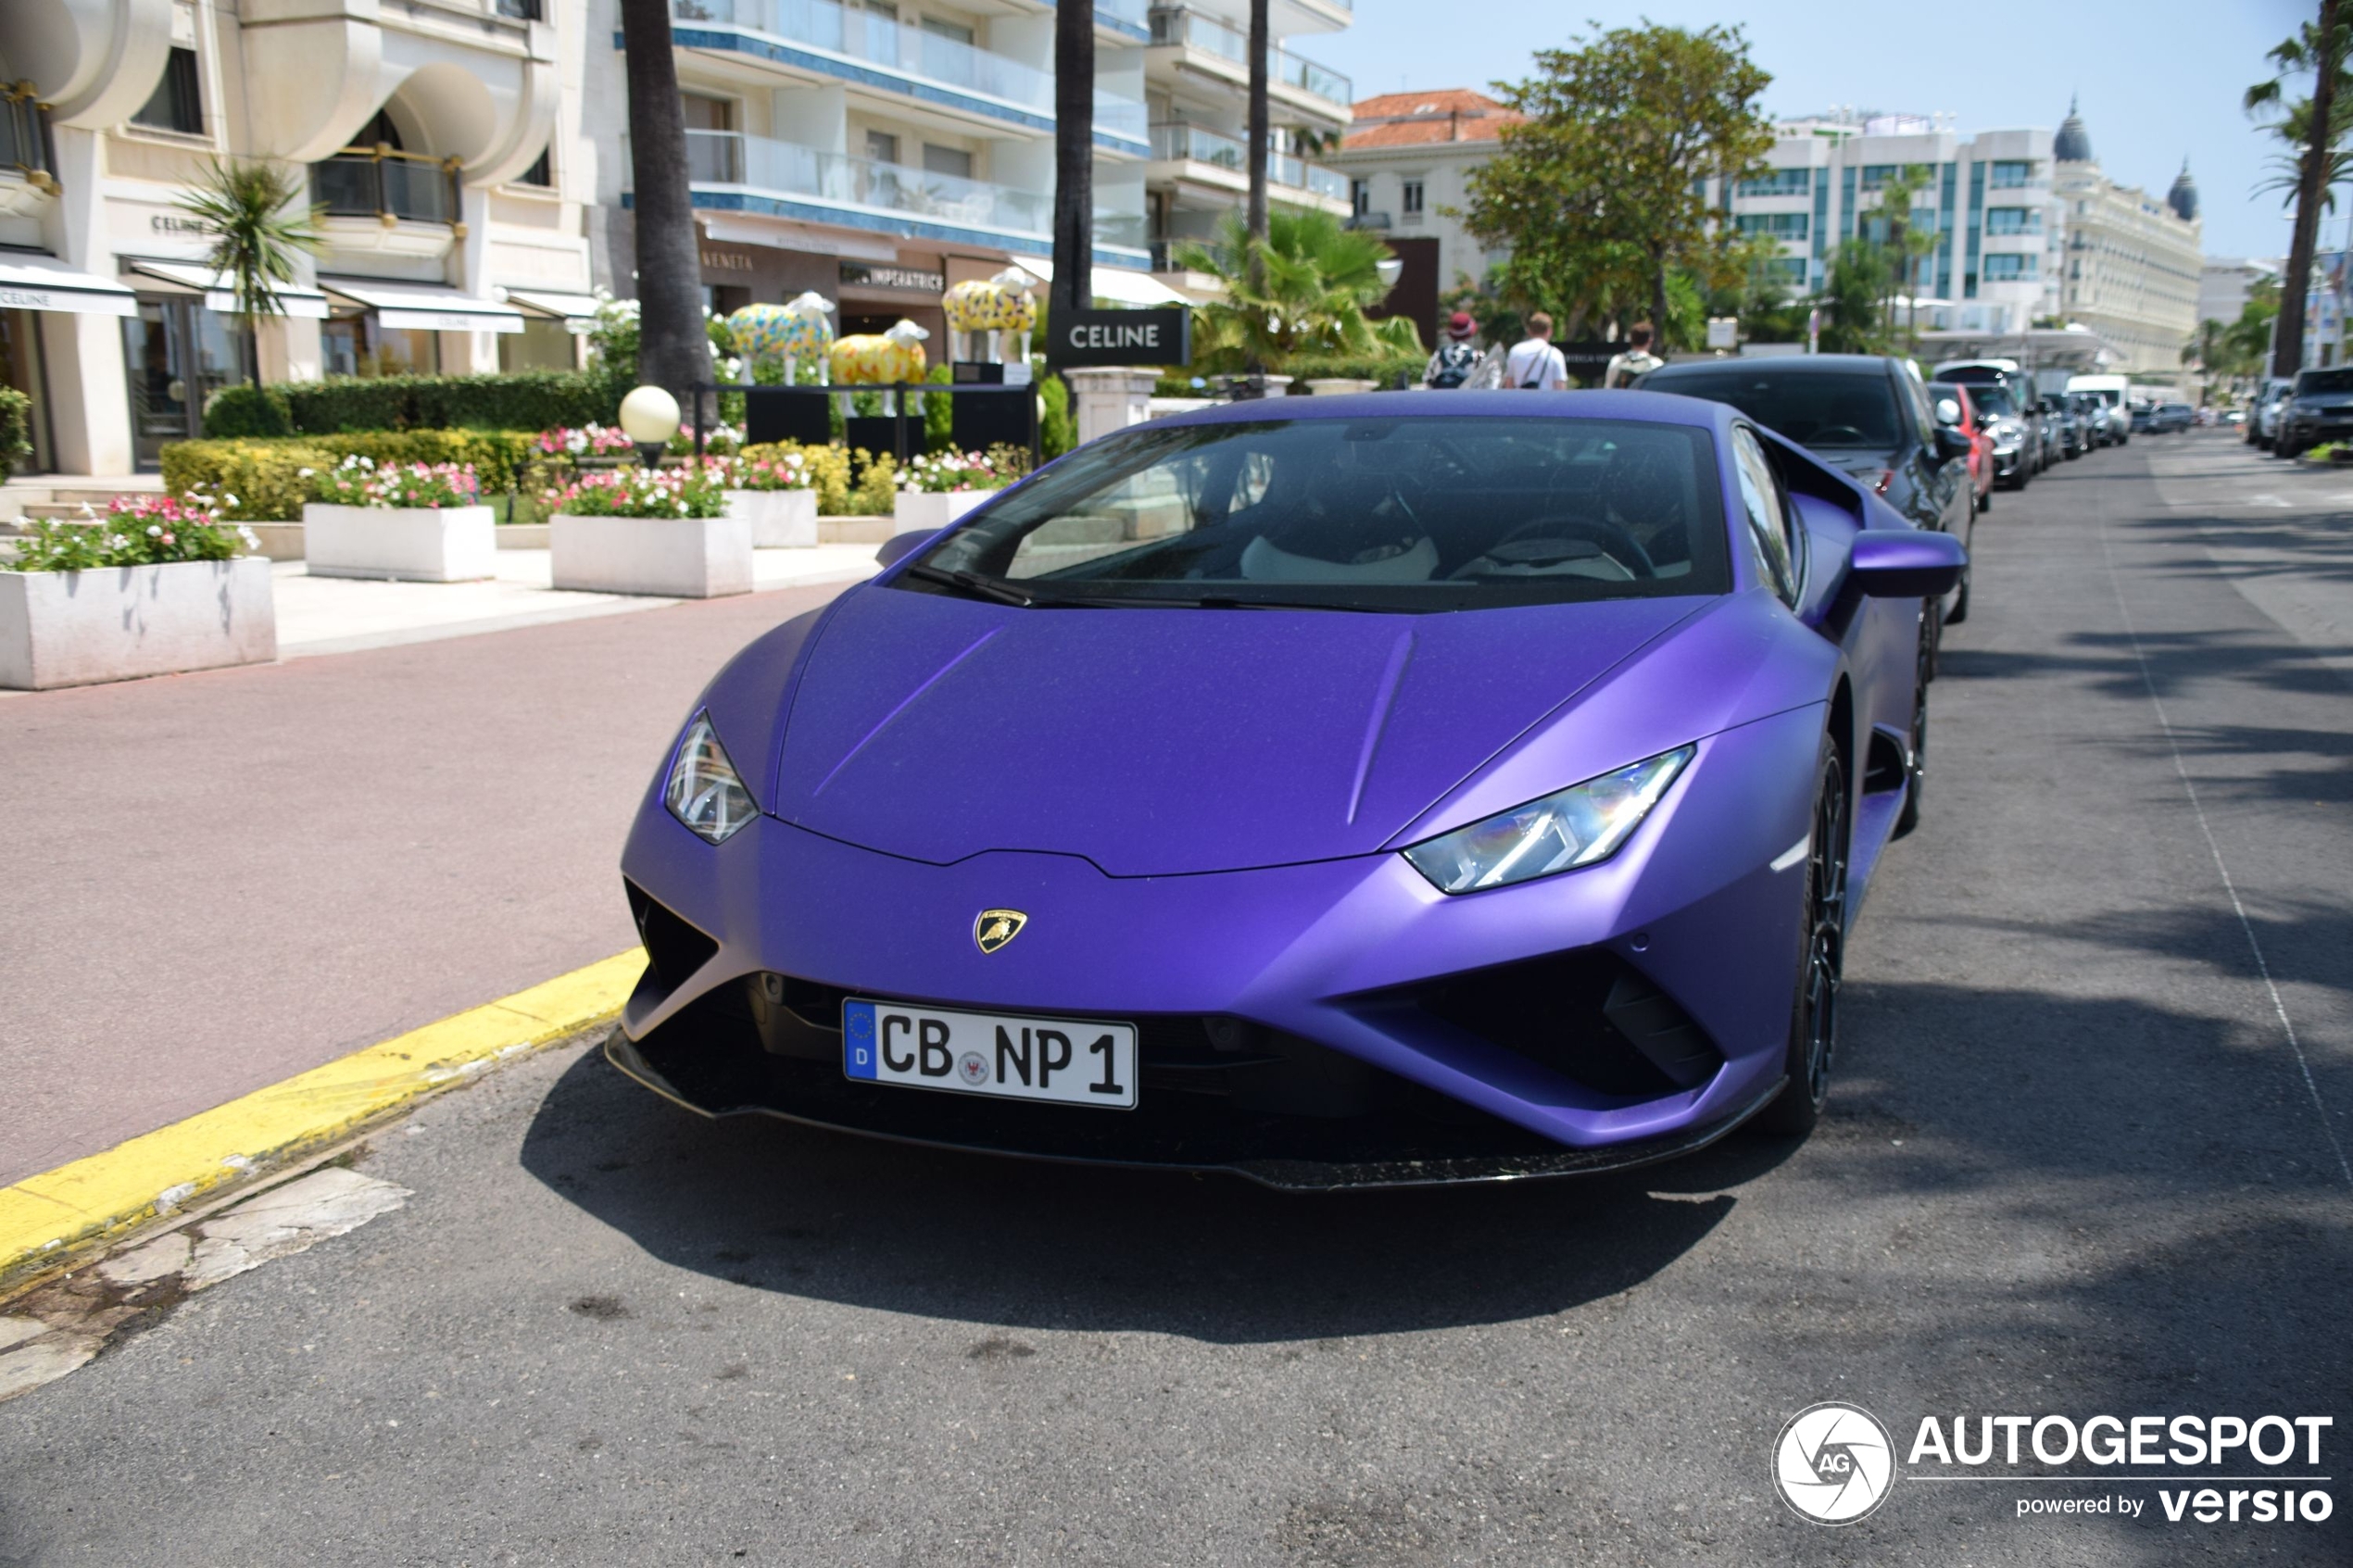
<box><xmin>203</xmin><ymin>371</ymin><xmax>615</xmax><ymax>439</ymax></box>
<box><xmin>161</xmin><ymin>431</ymin><xmax>547</xmax><ymax>521</ymax></box>
<box><xmin>0</xmin><ymin>386</ymin><xmax>29</xmax><ymax>482</ymax></box>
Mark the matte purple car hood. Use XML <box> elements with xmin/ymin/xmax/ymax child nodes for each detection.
<box><xmin>768</xmin><ymin>584</ymin><xmax>1707</xmax><ymax>875</ymax></box>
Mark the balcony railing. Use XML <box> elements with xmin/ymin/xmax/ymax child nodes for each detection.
<box><xmin>2</xmin><ymin>85</ymin><xmax>56</xmax><ymax>189</ymax></box>
<box><xmin>685</xmin><ymin>130</ymin><xmax>1144</xmax><ymax>249</ymax></box>
<box><xmin>1146</xmin><ymin>8</ymin><xmax>1352</xmax><ymax>106</ymax></box>
<box><xmin>1148</xmin><ymin>124</ymin><xmax>1348</xmax><ymax>200</ymax></box>
<box><xmin>311</xmin><ymin>147</ymin><xmax>459</xmax><ymax>224</ymax></box>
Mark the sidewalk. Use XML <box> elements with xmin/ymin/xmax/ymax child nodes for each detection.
<box><xmin>274</xmin><ymin>545</ymin><xmax>878</xmax><ymax>658</ymax></box>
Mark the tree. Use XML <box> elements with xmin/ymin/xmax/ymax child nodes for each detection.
<box><xmin>1460</xmin><ymin>22</ymin><xmax>1773</xmax><ymax>340</ymax></box>
<box><xmin>1050</xmin><ymin>0</ymin><xmax>1093</xmax><ymax>321</ymax></box>
<box><xmin>175</xmin><ymin>159</ymin><xmax>321</xmax><ymax>389</ymax></box>
<box><xmin>2247</xmin><ymin>1</ymin><xmax>2348</xmax><ymax>376</ymax></box>
<box><xmin>618</xmin><ymin>0</ymin><xmax>708</xmax><ymax>398</ymax></box>
<box><xmin>1246</xmin><ymin>0</ymin><xmax>1271</xmax><ymax>289</ymax></box>
<box><xmin>1817</xmin><ymin>240</ymin><xmax>1894</xmax><ymax>354</ymax></box>
<box><xmin>1867</xmin><ymin>165</ymin><xmax>1940</xmax><ymax>350</ymax></box>
<box><xmin>1176</xmin><ymin>208</ymin><xmax>1423</xmax><ymax>372</ymax></box>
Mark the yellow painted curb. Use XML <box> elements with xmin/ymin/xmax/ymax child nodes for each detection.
<box><xmin>0</xmin><ymin>951</ymin><xmax>641</xmax><ymax>1293</ymax></box>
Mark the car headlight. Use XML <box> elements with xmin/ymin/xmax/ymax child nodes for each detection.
<box><xmin>663</xmin><ymin>713</ymin><xmax>757</xmax><ymax>844</ymax></box>
<box><xmin>1402</xmin><ymin>745</ymin><xmax>1694</xmax><ymax>895</ymax></box>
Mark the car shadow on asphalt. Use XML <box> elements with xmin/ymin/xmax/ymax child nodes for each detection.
<box><xmin>514</xmin><ymin>1040</ymin><xmax>1800</xmax><ymax>1344</ymax></box>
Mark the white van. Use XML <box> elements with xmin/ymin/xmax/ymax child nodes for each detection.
<box><xmin>2067</xmin><ymin>374</ymin><xmax>2133</xmax><ymax>445</ymax></box>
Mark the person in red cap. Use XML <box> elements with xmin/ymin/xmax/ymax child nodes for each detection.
<box><xmin>1424</xmin><ymin>311</ymin><xmax>1482</xmax><ymax>389</ymax></box>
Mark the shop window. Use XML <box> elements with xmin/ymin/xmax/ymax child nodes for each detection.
<box><xmin>0</xmin><ymin>309</ymin><xmax>51</xmax><ymax>474</ymax></box>
<box><xmin>321</xmin><ymin>317</ymin><xmax>440</xmax><ymax>379</ymax></box>
<box><xmin>500</xmin><ymin>318</ymin><xmax>578</xmax><ymax>373</ymax></box>
<box><xmin>132</xmin><ymin>47</ymin><xmax>205</xmax><ymax>136</ymax></box>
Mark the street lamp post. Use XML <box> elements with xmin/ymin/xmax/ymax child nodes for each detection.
<box><xmin>619</xmin><ymin>384</ymin><xmax>682</xmax><ymax>470</ymax></box>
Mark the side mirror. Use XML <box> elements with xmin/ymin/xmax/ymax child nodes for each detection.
<box><xmin>875</xmin><ymin>530</ymin><xmax>934</xmax><ymax>569</ymax></box>
<box><xmin>1850</xmin><ymin>529</ymin><xmax>1965</xmax><ymax>598</ymax></box>
<box><xmin>1934</xmin><ymin>425</ymin><xmax>1974</xmax><ymax>462</ymax></box>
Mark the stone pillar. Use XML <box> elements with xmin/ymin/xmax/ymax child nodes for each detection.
<box><xmin>1065</xmin><ymin>367</ymin><xmax>1160</xmax><ymax>447</ymax></box>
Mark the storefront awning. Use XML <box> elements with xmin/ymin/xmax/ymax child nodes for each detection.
<box><xmin>507</xmin><ymin>289</ymin><xmax>605</xmax><ymax>333</ymax></box>
<box><xmin>124</xmin><ymin>259</ymin><xmax>332</xmax><ymax>320</ymax></box>
<box><xmin>1000</xmin><ymin>258</ymin><xmax>1193</xmax><ymax>307</ymax></box>
<box><xmin>317</xmin><ymin>277</ymin><xmax>526</xmax><ymax>333</ymax></box>
<box><xmin>0</xmin><ymin>255</ymin><xmax>139</xmax><ymax>318</ymax></box>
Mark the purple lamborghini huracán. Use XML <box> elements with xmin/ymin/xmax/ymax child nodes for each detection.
<box><xmin>609</xmin><ymin>391</ymin><xmax>1965</xmax><ymax>1188</ymax></box>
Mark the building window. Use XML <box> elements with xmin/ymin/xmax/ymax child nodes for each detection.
<box><xmin>919</xmin><ymin>15</ymin><xmax>974</xmax><ymax>45</ymax></box>
<box><xmin>681</xmin><ymin>94</ymin><xmax>733</xmax><ymax>132</ymax></box>
<box><xmin>1736</xmin><ymin>212</ymin><xmax>1808</xmax><ymax>239</ymax></box>
<box><xmin>514</xmin><ymin>146</ymin><xmax>552</xmax><ymax>188</ymax></box>
<box><xmin>1983</xmin><ymin>207</ymin><xmax>2042</xmax><ymax>235</ymax></box>
<box><xmin>1765</xmin><ymin>256</ymin><xmax>1808</xmax><ymax>283</ymax></box>
<box><xmin>1858</xmin><ymin>163</ymin><xmax>1900</xmax><ymax>192</ymax></box>
<box><xmin>132</xmin><ymin>46</ymin><xmax>204</xmax><ymax>135</ymax></box>
<box><xmin>1982</xmin><ymin>254</ymin><xmax>2036</xmax><ymax>282</ymax></box>
<box><xmin>923</xmin><ymin>144</ymin><xmax>974</xmax><ymax>180</ymax></box>
<box><xmin>1737</xmin><ymin>168</ymin><xmax>1810</xmax><ymax>197</ymax></box>
<box><xmin>1988</xmin><ymin>160</ymin><xmax>2035</xmax><ymax>189</ymax></box>
<box><xmin>1401</xmin><ymin>179</ymin><xmax>1424</xmax><ymax>215</ymax></box>
<box><xmin>865</xmin><ymin>129</ymin><xmax>900</xmax><ymax>165</ymax></box>
<box><xmin>494</xmin><ymin>0</ymin><xmax>543</xmax><ymax>17</ymax></box>
<box><xmin>1351</xmin><ymin>178</ymin><xmax>1370</xmax><ymax>217</ymax></box>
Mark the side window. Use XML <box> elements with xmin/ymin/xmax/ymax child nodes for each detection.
<box><xmin>1730</xmin><ymin>425</ymin><xmax>1797</xmax><ymax>605</ymax></box>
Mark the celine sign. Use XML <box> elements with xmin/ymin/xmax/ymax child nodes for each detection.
<box><xmin>1045</xmin><ymin>307</ymin><xmax>1191</xmax><ymax>367</ymax></box>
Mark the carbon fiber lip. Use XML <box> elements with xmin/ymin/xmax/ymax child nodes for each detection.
<box><xmin>601</xmin><ymin>1031</ymin><xmax>1785</xmax><ymax>1192</ymax></box>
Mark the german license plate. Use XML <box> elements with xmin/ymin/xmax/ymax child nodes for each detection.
<box><xmin>842</xmin><ymin>998</ymin><xmax>1138</xmax><ymax>1109</ymax></box>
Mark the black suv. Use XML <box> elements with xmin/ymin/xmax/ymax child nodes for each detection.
<box><xmin>1636</xmin><ymin>353</ymin><xmax>1978</xmax><ymax>621</ymax></box>
<box><xmin>2275</xmin><ymin>367</ymin><xmax>2353</xmax><ymax>458</ymax></box>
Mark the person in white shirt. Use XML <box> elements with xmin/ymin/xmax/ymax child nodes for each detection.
<box><xmin>1504</xmin><ymin>312</ymin><xmax>1568</xmax><ymax>392</ymax></box>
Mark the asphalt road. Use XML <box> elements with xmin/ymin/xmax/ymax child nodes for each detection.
<box><xmin>3</xmin><ymin>432</ymin><xmax>2348</xmax><ymax>1565</ymax></box>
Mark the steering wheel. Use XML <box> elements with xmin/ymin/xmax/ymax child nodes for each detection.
<box><xmin>1487</xmin><ymin>516</ymin><xmax>1655</xmax><ymax>578</ymax></box>
<box><xmin>1807</xmin><ymin>425</ymin><xmax>1868</xmax><ymax>445</ymax></box>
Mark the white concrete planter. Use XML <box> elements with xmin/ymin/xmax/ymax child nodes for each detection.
<box><xmin>1</xmin><ymin>557</ymin><xmax>277</xmax><ymax>690</ymax></box>
<box><xmin>1304</xmin><ymin>378</ymin><xmax>1379</xmax><ymax>395</ymax></box>
<box><xmin>301</xmin><ymin>503</ymin><xmax>497</xmax><ymax>582</ymax></box>
<box><xmin>891</xmin><ymin>490</ymin><xmax>999</xmax><ymax>534</ymax></box>
<box><xmin>548</xmin><ymin>513</ymin><xmax>753</xmax><ymax>598</ymax></box>
<box><xmin>724</xmin><ymin>487</ymin><xmax>819</xmax><ymax>547</ymax></box>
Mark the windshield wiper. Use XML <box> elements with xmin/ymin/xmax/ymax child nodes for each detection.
<box><xmin>902</xmin><ymin>563</ymin><xmax>1047</xmax><ymax>606</ymax></box>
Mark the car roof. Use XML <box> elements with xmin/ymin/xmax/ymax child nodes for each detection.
<box><xmin>1644</xmin><ymin>353</ymin><xmax>1899</xmax><ymax>377</ymax></box>
<box><xmin>1157</xmin><ymin>387</ymin><xmax>1740</xmax><ymax>433</ymax></box>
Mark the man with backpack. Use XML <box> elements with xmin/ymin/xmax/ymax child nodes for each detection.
<box><xmin>1423</xmin><ymin>312</ymin><xmax>1483</xmax><ymax>389</ymax></box>
<box><xmin>1604</xmin><ymin>322</ymin><xmax>1665</xmax><ymax>388</ymax></box>
<box><xmin>1505</xmin><ymin>312</ymin><xmax>1568</xmax><ymax>392</ymax></box>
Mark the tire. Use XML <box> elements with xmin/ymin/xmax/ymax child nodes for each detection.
<box><xmin>1893</xmin><ymin>618</ymin><xmax>1931</xmax><ymax>839</ymax></box>
<box><xmin>1977</xmin><ymin>485</ymin><xmax>1991</xmax><ymax>513</ymax></box>
<box><xmin>1753</xmin><ymin>738</ymin><xmax>1848</xmax><ymax>1137</ymax></box>
<box><xmin>1944</xmin><ymin>567</ymin><xmax>1970</xmax><ymax>626</ymax></box>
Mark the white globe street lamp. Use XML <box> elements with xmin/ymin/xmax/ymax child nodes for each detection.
<box><xmin>618</xmin><ymin>384</ymin><xmax>682</xmax><ymax>469</ymax></box>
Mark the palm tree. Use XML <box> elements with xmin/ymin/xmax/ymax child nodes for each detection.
<box><xmin>174</xmin><ymin>159</ymin><xmax>321</xmax><ymax>389</ymax></box>
<box><xmin>1050</xmin><ymin>0</ymin><xmax>1094</xmax><ymax>320</ymax></box>
<box><xmin>618</xmin><ymin>0</ymin><xmax>709</xmax><ymax>399</ymax></box>
<box><xmin>2247</xmin><ymin>1</ymin><xmax>2347</xmax><ymax>377</ymax></box>
<box><xmin>1177</xmin><ymin>208</ymin><xmax>1423</xmax><ymax>371</ymax></box>
<box><xmin>1245</xmin><ymin>0</ymin><xmax>1270</xmax><ymax>303</ymax></box>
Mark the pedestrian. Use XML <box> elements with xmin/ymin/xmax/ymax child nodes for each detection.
<box><xmin>1604</xmin><ymin>322</ymin><xmax>1665</xmax><ymax>389</ymax></box>
<box><xmin>1506</xmin><ymin>312</ymin><xmax>1568</xmax><ymax>392</ymax></box>
<box><xmin>1424</xmin><ymin>312</ymin><xmax>1483</xmax><ymax>389</ymax></box>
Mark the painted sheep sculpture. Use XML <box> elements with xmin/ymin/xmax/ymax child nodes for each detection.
<box><xmin>941</xmin><ymin>266</ymin><xmax>1039</xmax><ymax>364</ymax></box>
<box><xmin>830</xmin><ymin>319</ymin><xmax>930</xmax><ymax>415</ymax></box>
<box><xmin>724</xmin><ymin>292</ymin><xmax>836</xmax><ymax>385</ymax></box>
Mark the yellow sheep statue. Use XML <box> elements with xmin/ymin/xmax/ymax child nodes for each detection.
<box><xmin>829</xmin><ymin>318</ymin><xmax>930</xmax><ymax>415</ymax></box>
<box><xmin>942</xmin><ymin>266</ymin><xmax>1039</xmax><ymax>364</ymax></box>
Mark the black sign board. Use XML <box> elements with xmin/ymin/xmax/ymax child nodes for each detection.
<box><xmin>1045</xmin><ymin>307</ymin><xmax>1191</xmax><ymax>368</ymax></box>
<box><xmin>839</xmin><ymin>261</ymin><xmax>945</xmax><ymax>294</ymax></box>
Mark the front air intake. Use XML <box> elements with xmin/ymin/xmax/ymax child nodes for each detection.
<box><xmin>1413</xmin><ymin>948</ymin><xmax>1724</xmax><ymax>1098</ymax></box>
<box><xmin>624</xmin><ymin>880</ymin><xmax>718</xmax><ymax>992</ymax></box>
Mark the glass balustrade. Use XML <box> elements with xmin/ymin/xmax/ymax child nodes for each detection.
<box><xmin>1145</xmin><ymin>9</ymin><xmax>1351</xmax><ymax>105</ymax></box>
<box><xmin>310</xmin><ymin>150</ymin><xmax>458</xmax><ymax>224</ymax></box>
<box><xmin>1149</xmin><ymin>125</ymin><xmax>1346</xmax><ymax>199</ymax></box>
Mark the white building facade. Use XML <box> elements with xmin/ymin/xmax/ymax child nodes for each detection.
<box><xmin>1323</xmin><ymin>87</ymin><xmax>1514</xmax><ymax>343</ymax></box>
<box><xmin>2051</xmin><ymin>106</ymin><xmax>2203</xmax><ymax>376</ymax></box>
<box><xmin>2</xmin><ymin>0</ymin><xmax>601</xmax><ymax>478</ymax></box>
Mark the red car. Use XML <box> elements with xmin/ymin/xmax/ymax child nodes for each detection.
<box><xmin>1929</xmin><ymin>380</ymin><xmax>1993</xmax><ymax>514</ymax></box>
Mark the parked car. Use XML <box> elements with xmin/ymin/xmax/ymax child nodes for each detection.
<box><xmin>2249</xmin><ymin>379</ymin><xmax>2294</xmax><ymax>446</ymax></box>
<box><xmin>1934</xmin><ymin>361</ymin><xmax>2039</xmax><ymax>488</ymax></box>
<box><xmin>1639</xmin><ymin>354</ymin><xmax>1976</xmax><ymax>623</ymax></box>
<box><xmin>2067</xmin><ymin>374</ymin><xmax>2133</xmax><ymax>445</ymax></box>
<box><xmin>1929</xmin><ymin>381</ymin><xmax>1994</xmax><ymax>514</ymax></box>
<box><xmin>2071</xmin><ymin>392</ymin><xmax>2113</xmax><ymax>448</ymax></box>
<box><xmin>2036</xmin><ymin>396</ymin><xmax>2074</xmax><ymax>465</ymax></box>
<box><xmin>2132</xmin><ymin>402</ymin><xmax>2158</xmax><ymax>433</ymax></box>
<box><xmin>2272</xmin><ymin>366</ymin><xmax>2353</xmax><ymax>458</ymax></box>
<box><xmin>2151</xmin><ymin>402</ymin><xmax>2195</xmax><ymax>433</ymax></box>
<box><xmin>609</xmin><ymin>391</ymin><xmax>1965</xmax><ymax>1180</ymax></box>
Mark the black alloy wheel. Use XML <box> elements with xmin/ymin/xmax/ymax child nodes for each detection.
<box><xmin>1755</xmin><ymin>739</ymin><xmax>1848</xmax><ymax>1136</ymax></box>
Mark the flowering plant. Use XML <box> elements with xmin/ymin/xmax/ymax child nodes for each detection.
<box><xmin>5</xmin><ymin>492</ymin><xmax>256</xmax><ymax>572</ymax></box>
<box><xmin>669</xmin><ymin>420</ymin><xmax>744</xmax><ymax>457</ymax></box>
<box><xmin>724</xmin><ymin>449</ymin><xmax>816</xmax><ymax>492</ymax></box>
<box><xmin>307</xmin><ymin>455</ymin><xmax>481</xmax><ymax>508</ymax></box>
<box><xmin>533</xmin><ymin>423</ymin><xmax>637</xmax><ymax>458</ymax></box>
<box><xmin>895</xmin><ymin>447</ymin><xmax>1026</xmax><ymax>495</ymax></box>
<box><xmin>546</xmin><ymin>464</ymin><xmax>728</xmax><ymax>520</ymax></box>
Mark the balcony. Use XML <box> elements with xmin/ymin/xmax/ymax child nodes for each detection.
<box><xmin>672</xmin><ymin>0</ymin><xmax>1148</xmax><ymax>143</ymax></box>
<box><xmin>1148</xmin><ymin>124</ymin><xmax>1348</xmax><ymax>202</ymax></box>
<box><xmin>1146</xmin><ymin>7</ymin><xmax>1352</xmax><ymax>108</ymax></box>
<box><xmin>1</xmin><ymin>85</ymin><xmax>57</xmax><ymax>209</ymax></box>
<box><xmin>311</xmin><ymin>148</ymin><xmax>461</xmax><ymax>225</ymax></box>
<box><xmin>683</xmin><ymin>130</ymin><xmax>1148</xmax><ymax>259</ymax></box>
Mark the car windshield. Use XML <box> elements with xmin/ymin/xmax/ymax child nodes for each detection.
<box><xmin>2298</xmin><ymin>369</ymin><xmax>2353</xmax><ymax>395</ymax></box>
<box><xmin>1644</xmin><ymin>368</ymin><xmax>1900</xmax><ymax>448</ymax></box>
<box><xmin>905</xmin><ymin>416</ymin><xmax>1731</xmax><ymax>613</ymax></box>
<box><xmin>1964</xmin><ymin>383</ymin><xmax>2020</xmax><ymax>418</ymax></box>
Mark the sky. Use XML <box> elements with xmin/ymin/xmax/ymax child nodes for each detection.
<box><xmin>1307</xmin><ymin>0</ymin><xmax>2316</xmax><ymax>262</ymax></box>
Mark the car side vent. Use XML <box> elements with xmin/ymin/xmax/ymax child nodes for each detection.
<box><xmin>624</xmin><ymin>880</ymin><xmax>718</xmax><ymax>991</ymax></box>
<box><xmin>1413</xmin><ymin>949</ymin><xmax>1724</xmax><ymax>1100</ymax></box>
<box><xmin>1601</xmin><ymin>969</ymin><xmax>1721</xmax><ymax>1090</ymax></box>
<box><xmin>1863</xmin><ymin>727</ymin><xmax>1908</xmax><ymax>795</ymax></box>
